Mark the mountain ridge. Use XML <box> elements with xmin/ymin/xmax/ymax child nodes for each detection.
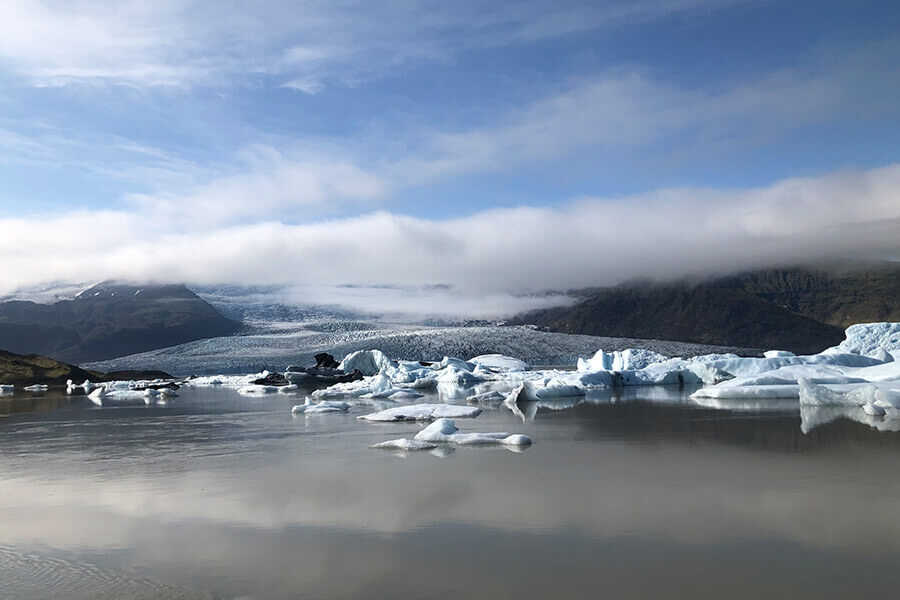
<box><xmin>510</xmin><ymin>265</ymin><xmax>899</xmax><ymax>354</ymax></box>
<box><xmin>0</xmin><ymin>282</ymin><xmax>240</xmax><ymax>364</ymax></box>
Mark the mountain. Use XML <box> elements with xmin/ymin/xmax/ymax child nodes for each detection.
<box><xmin>0</xmin><ymin>350</ymin><xmax>172</xmax><ymax>386</ymax></box>
<box><xmin>511</xmin><ymin>264</ymin><xmax>900</xmax><ymax>355</ymax></box>
<box><xmin>0</xmin><ymin>350</ymin><xmax>101</xmax><ymax>386</ymax></box>
<box><xmin>0</xmin><ymin>283</ymin><xmax>241</xmax><ymax>364</ymax></box>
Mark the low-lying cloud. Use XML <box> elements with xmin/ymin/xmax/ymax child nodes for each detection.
<box><xmin>1</xmin><ymin>164</ymin><xmax>898</xmax><ymax>312</ymax></box>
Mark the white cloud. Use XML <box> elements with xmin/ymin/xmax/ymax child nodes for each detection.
<box><xmin>0</xmin><ymin>0</ymin><xmax>747</xmax><ymax>89</ymax></box>
<box><xmin>0</xmin><ymin>164</ymin><xmax>897</xmax><ymax>303</ymax></box>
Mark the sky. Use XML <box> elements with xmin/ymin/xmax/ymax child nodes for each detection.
<box><xmin>0</xmin><ymin>0</ymin><xmax>898</xmax><ymax>312</ymax></box>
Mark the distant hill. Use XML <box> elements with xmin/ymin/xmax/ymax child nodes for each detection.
<box><xmin>0</xmin><ymin>349</ymin><xmax>172</xmax><ymax>386</ymax></box>
<box><xmin>0</xmin><ymin>283</ymin><xmax>240</xmax><ymax>364</ymax></box>
<box><xmin>511</xmin><ymin>264</ymin><xmax>900</xmax><ymax>355</ymax></box>
<box><xmin>0</xmin><ymin>350</ymin><xmax>101</xmax><ymax>386</ymax></box>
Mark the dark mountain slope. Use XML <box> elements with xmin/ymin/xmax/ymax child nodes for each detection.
<box><xmin>511</xmin><ymin>265</ymin><xmax>899</xmax><ymax>354</ymax></box>
<box><xmin>0</xmin><ymin>350</ymin><xmax>100</xmax><ymax>386</ymax></box>
<box><xmin>514</xmin><ymin>282</ymin><xmax>844</xmax><ymax>354</ymax></box>
<box><xmin>0</xmin><ymin>283</ymin><xmax>240</xmax><ymax>364</ymax></box>
<box><xmin>734</xmin><ymin>266</ymin><xmax>900</xmax><ymax>328</ymax></box>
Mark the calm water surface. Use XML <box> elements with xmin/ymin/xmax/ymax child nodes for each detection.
<box><xmin>1</xmin><ymin>384</ymin><xmax>898</xmax><ymax>599</ymax></box>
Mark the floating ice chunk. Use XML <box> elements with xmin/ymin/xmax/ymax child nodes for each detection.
<box><xmin>414</xmin><ymin>418</ymin><xmax>532</xmax><ymax>446</ymax></box>
<box><xmin>339</xmin><ymin>349</ymin><xmax>392</xmax><ymax>376</ymax></box>
<box><xmin>435</xmin><ymin>356</ymin><xmax>476</xmax><ymax>371</ymax></box>
<box><xmin>365</xmin><ymin>388</ymin><xmax>425</xmax><ymax>400</ymax></box>
<box><xmin>371</xmin><ymin>438</ymin><xmax>438</xmax><ymax>451</ymax></box>
<box><xmin>278</xmin><ymin>384</ymin><xmax>299</xmax><ymax>393</ymax></box>
<box><xmin>466</xmin><ymin>390</ymin><xmax>507</xmax><ymax>405</ymax></box>
<box><xmin>358</xmin><ymin>403</ymin><xmax>482</xmax><ymax>422</ymax></box>
<box><xmin>0</xmin><ymin>384</ymin><xmax>13</xmax><ymax>395</ymax></box>
<box><xmin>797</xmin><ymin>379</ymin><xmax>880</xmax><ymax>406</ymax></box>
<box><xmin>291</xmin><ymin>397</ymin><xmax>351</xmax><ymax>414</ymax></box>
<box><xmin>874</xmin><ymin>388</ymin><xmax>900</xmax><ymax>409</ymax></box>
<box><xmin>826</xmin><ymin>322</ymin><xmax>900</xmax><ymax>357</ymax></box>
<box><xmin>237</xmin><ymin>385</ymin><xmax>280</xmax><ymax>395</ymax></box>
<box><xmin>692</xmin><ymin>385</ymin><xmax>803</xmax><ymax>400</ymax></box>
<box><xmin>186</xmin><ymin>372</ymin><xmax>269</xmax><ymax>387</ymax></box>
<box><xmin>764</xmin><ymin>350</ymin><xmax>796</xmax><ymax>358</ymax></box>
<box><xmin>577</xmin><ymin>348</ymin><xmax>669</xmax><ymax>372</ymax></box>
<box><xmin>704</xmin><ymin>353</ymin><xmax>884</xmax><ymax>379</ymax></box>
<box><xmin>23</xmin><ymin>384</ymin><xmax>49</xmax><ymax>392</ymax></box>
<box><xmin>434</xmin><ymin>365</ymin><xmax>483</xmax><ymax>385</ymax></box>
<box><xmin>469</xmin><ymin>354</ymin><xmax>529</xmax><ymax>372</ymax></box>
<box><xmin>800</xmin><ymin>405</ymin><xmax>900</xmax><ymax>434</ymax></box>
<box><xmin>863</xmin><ymin>402</ymin><xmax>887</xmax><ymax>417</ymax></box>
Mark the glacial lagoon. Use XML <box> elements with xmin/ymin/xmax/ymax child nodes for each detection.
<box><xmin>1</xmin><ymin>383</ymin><xmax>899</xmax><ymax>600</ymax></box>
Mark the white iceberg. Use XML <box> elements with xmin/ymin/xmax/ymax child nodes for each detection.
<box><xmin>798</xmin><ymin>378</ymin><xmax>900</xmax><ymax>408</ymax></box>
<box><xmin>358</xmin><ymin>404</ymin><xmax>482</xmax><ymax>422</ymax></box>
<box><xmin>237</xmin><ymin>385</ymin><xmax>280</xmax><ymax>395</ymax></box>
<box><xmin>0</xmin><ymin>384</ymin><xmax>13</xmax><ymax>395</ymax></box>
<box><xmin>763</xmin><ymin>350</ymin><xmax>796</xmax><ymax>358</ymax></box>
<box><xmin>825</xmin><ymin>322</ymin><xmax>900</xmax><ymax>357</ymax></box>
<box><xmin>370</xmin><ymin>438</ymin><xmax>438</xmax><ymax>451</ymax></box>
<box><xmin>291</xmin><ymin>397</ymin><xmax>351</xmax><ymax>414</ymax></box>
<box><xmin>414</xmin><ymin>418</ymin><xmax>532</xmax><ymax>446</ymax></box>
<box><xmin>577</xmin><ymin>348</ymin><xmax>669</xmax><ymax>372</ymax></box>
<box><xmin>339</xmin><ymin>349</ymin><xmax>392</xmax><ymax>376</ymax></box>
<box><xmin>23</xmin><ymin>384</ymin><xmax>49</xmax><ymax>392</ymax></box>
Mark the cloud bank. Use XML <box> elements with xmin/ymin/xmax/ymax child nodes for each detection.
<box><xmin>1</xmin><ymin>164</ymin><xmax>897</xmax><ymax>300</ymax></box>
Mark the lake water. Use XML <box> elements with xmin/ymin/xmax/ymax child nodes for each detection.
<box><xmin>1</xmin><ymin>384</ymin><xmax>898</xmax><ymax>599</ymax></box>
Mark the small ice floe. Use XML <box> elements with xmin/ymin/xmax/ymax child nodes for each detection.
<box><xmin>863</xmin><ymin>402</ymin><xmax>887</xmax><ymax>417</ymax></box>
<box><xmin>278</xmin><ymin>384</ymin><xmax>299</xmax><ymax>393</ymax></box>
<box><xmin>358</xmin><ymin>403</ymin><xmax>482</xmax><ymax>422</ymax></box>
<box><xmin>800</xmin><ymin>405</ymin><xmax>900</xmax><ymax>434</ymax></box>
<box><xmin>237</xmin><ymin>385</ymin><xmax>280</xmax><ymax>396</ymax></box>
<box><xmin>466</xmin><ymin>390</ymin><xmax>508</xmax><ymax>405</ymax></box>
<box><xmin>23</xmin><ymin>384</ymin><xmax>49</xmax><ymax>392</ymax></box>
<box><xmin>413</xmin><ymin>418</ymin><xmax>532</xmax><ymax>446</ymax></box>
<box><xmin>0</xmin><ymin>384</ymin><xmax>13</xmax><ymax>395</ymax></box>
<box><xmin>291</xmin><ymin>397</ymin><xmax>351</xmax><ymax>414</ymax></box>
<box><xmin>311</xmin><ymin>373</ymin><xmax>424</xmax><ymax>401</ymax></box>
<box><xmin>797</xmin><ymin>379</ymin><xmax>892</xmax><ymax>407</ymax></box>
<box><xmin>370</xmin><ymin>438</ymin><xmax>438</xmax><ymax>451</ymax></box>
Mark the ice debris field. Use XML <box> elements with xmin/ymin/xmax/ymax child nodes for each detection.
<box><xmin>10</xmin><ymin>323</ymin><xmax>900</xmax><ymax>444</ymax></box>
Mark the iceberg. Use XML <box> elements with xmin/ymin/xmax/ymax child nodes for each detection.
<box><xmin>0</xmin><ymin>384</ymin><xmax>13</xmax><ymax>395</ymax></box>
<box><xmin>577</xmin><ymin>348</ymin><xmax>669</xmax><ymax>372</ymax></box>
<box><xmin>371</xmin><ymin>438</ymin><xmax>438</xmax><ymax>451</ymax></box>
<box><xmin>414</xmin><ymin>418</ymin><xmax>532</xmax><ymax>446</ymax></box>
<box><xmin>826</xmin><ymin>322</ymin><xmax>900</xmax><ymax>357</ymax></box>
<box><xmin>23</xmin><ymin>384</ymin><xmax>49</xmax><ymax>392</ymax></box>
<box><xmin>798</xmin><ymin>378</ymin><xmax>900</xmax><ymax>408</ymax></box>
<box><xmin>291</xmin><ymin>397</ymin><xmax>351</xmax><ymax>414</ymax></box>
<box><xmin>339</xmin><ymin>349</ymin><xmax>392</xmax><ymax>376</ymax></box>
<box><xmin>358</xmin><ymin>404</ymin><xmax>482</xmax><ymax>422</ymax></box>
<box><xmin>237</xmin><ymin>385</ymin><xmax>280</xmax><ymax>395</ymax></box>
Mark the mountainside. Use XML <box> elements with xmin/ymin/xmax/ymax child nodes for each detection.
<box><xmin>511</xmin><ymin>265</ymin><xmax>899</xmax><ymax>354</ymax></box>
<box><xmin>0</xmin><ymin>283</ymin><xmax>240</xmax><ymax>364</ymax></box>
<box><xmin>0</xmin><ymin>350</ymin><xmax>101</xmax><ymax>386</ymax></box>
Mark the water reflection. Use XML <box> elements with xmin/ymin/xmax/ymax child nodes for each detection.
<box><xmin>0</xmin><ymin>385</ymin><xmax>898</xmax><ymax>599</ymax></box>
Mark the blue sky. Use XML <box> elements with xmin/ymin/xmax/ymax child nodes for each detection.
<box><xmin>0</xmin><ymin>0</ymin><xmax>898</xmax><ymax>302</ymax></box>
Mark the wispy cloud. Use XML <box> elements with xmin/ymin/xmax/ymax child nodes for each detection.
<box><xmin>1</xmin><ymin>164</ymin><xmax>897</xmax><ymax>301</ymax></box>
<box><xmin>0</xmin><ymin>0</ymin><xmax>748</xmax><ymax>89</ymax></box>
